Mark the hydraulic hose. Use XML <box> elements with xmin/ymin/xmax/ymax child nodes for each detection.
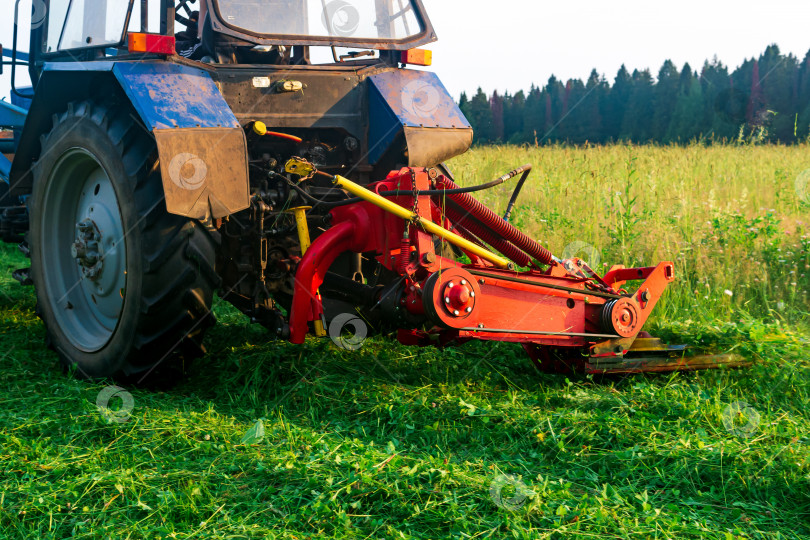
<box><xmin>444</xmin><ymin>204</ymin><xmax>533</xmax><ymax>268</ymax></box>
<box><xmin>308</xmin><ymin>165</ymin><xmax>535</xmax><ymax>209</ymax></box>
<box><xmin>435</xmin><ymin>176</ymin><xmax>555</xmax><ymax>266</ymax></box>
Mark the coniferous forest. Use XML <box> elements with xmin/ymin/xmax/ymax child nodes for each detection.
<box><xmin>458</xmin><ymin>44</ymin><xmax>810</xmax><ymax>145</ymax></box>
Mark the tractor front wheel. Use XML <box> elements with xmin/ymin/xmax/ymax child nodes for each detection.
<box><xmin>29</xmin><ymin>101</ymin><xmax>219</xmax><ymax>380</ymax></box>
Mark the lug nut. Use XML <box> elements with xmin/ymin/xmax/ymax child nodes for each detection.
<box><xmin>453</xmin><ymin>310</ymin><xmax>459</xmax><ymax>316</ymax></box>
<box><xmin>445</xmin><ymin>297</ymin><xmax>450</xmax><ymax>304</ymax></box>
<box><xmin>466</xmin><ymin>307</ymin><xmax>472</xmax><ymax>313</ymax></box>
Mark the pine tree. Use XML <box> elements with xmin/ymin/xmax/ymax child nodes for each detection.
<box><xmin>522</xmin><ymin>85</ymin><xmax>545</xmax><ymax>143</ymax></box>
<box><xmin>605</xmin><ymin>65</ymin><xmax>632</xmax><ymax>141</ymax></box>
<box><xmin>504</xmin><ymin>90</ymin><xmax>526</xmax><ymax>143</ymax></box>
<box><xmin>621</xmin><ymin>69</ymin><xmax>655</xmax><ymax>142</ymax></box>
<box><xmin>653</xmin><ymin>60</ymin><xmax>680</xmax><ymax>141</ymax></box>
<box><xmin>490</xmin><ymin>90</ymin><xmax>505</xmax><ymax>142</ymax></box>
<box><xmin>467</xmin><ymin>88</ymin><xmax>495</xmax><ymax>143</ymax></box>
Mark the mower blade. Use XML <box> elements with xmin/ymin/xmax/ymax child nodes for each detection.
<box><xmin>585</xmin><ymin>338</ymin><xmax>750</xmax><ymax>374</ymax></box>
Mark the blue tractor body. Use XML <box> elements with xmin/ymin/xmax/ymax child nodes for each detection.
<box><xmin>0</xmin><ymin>0</ymin><xmax>477</xmax><ymax>379</ymax></box>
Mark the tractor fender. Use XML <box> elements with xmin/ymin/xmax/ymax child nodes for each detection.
<box><xmin>10</xmin><ymin>61</ymin><xmax>249</xmax><ymax>219</ymax></box>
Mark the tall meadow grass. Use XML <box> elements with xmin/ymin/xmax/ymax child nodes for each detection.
<box><xmin>448</xmin><ymin>144</ymin><xmax>810</xmax><ymax>327</ymax></box>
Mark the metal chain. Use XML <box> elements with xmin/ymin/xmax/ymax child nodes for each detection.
<box><xmin>410</xmin><ymin>169</ymin><xmax>420</xmax><ymax>218</ymax></box>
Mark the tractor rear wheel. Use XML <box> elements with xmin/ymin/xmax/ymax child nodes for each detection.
<box><xmin>29</xmin><ymin>101</ymin><xmax>219</xmax><ymax>380</ymax></box>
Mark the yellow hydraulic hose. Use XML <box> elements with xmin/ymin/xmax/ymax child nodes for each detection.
<box><xmin>331</xmin><ymin>174</ymin><xmax>509</xmax><ymax>269</ymax></box>
<box><xmin>283</xmin><ymin>158</ymin><xmax>510</xmax><ymax>268</ymax></box>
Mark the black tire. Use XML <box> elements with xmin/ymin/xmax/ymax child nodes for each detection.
<box><xmin>29</xmin><ymin>100</ymin><xmax>219</xmax><ymax>380</ymax></box>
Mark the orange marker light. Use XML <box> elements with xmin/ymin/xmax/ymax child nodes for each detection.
<box><xmin>401</xmin><ymin>49</ymin><xmax>432</xmax><ymax>67</ymax></box>
<box><xmin>128</xmin><ymin>33</ymin><xmax>176</xmax><ymax>55</ymax></box>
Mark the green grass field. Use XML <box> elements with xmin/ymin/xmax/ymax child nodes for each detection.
<box><xmin>1</xmin><ymin>144</ymin><xmax>808</xmax><ymax>539</ymax></box>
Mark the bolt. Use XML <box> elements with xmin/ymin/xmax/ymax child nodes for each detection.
<box><xmin>445</xmin><ymin>297</ymin><xmax>450</xmax><ymax>304</ymax></box>
<box><xmin>422</xmin><ymin>252</ymin><xmax>436</xmax><ymax>264</ymax></box>
<box><xmin>470</xmin><ymin>292</ymin><xmax>475</xmax><ymax>298</ymax></box>
<box><xmin>447</xmin><ymin>282</ymin><xmax>454</xmax><ymax>288</ymax></box>
<box><xmin>478</xmin><ymin>279</ymin><xmax>485</xmax><ymax>284</ymax></box>
<box><xmin>453</xmin><ymin>310</ymin><xmax>459</xmax><ymax>316</ymax></box>
<box><xmin>641</xmin><ymin>290</ymin><xmax>651</xmax><ymax>302</ymax></box>
<box><xmin>465</xmin><ymin>307</ymin><xmax>472</xmax><ymax>313</ymax></box>
<box><xmin>461</xmin><ymin>279</ymin><xmax>467</xmax><ymax>285</ymax></box>
<box><xmin>477</xmin><ymin>323</ymin><xmax>485</xmax><ymax>328</ymax></box>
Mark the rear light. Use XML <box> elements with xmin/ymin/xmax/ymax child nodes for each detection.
<box><xmin>127</xmin><ymin>33</ymin><xmax>176</xmax><ymax>55</ymax></box>
<box><xmin>401</xmin><ymin>49</ymin><xmax>432</xmax><ymax>67</ymax></box>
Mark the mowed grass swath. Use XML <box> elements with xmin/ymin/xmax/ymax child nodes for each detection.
<box><xmin>0</xmin><ymin>144</ymin><xmax>808</xmax><ymax>539</ymax></box>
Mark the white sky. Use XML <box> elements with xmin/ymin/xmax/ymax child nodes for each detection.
<box><xmin>2</xmin><ymin>0</ymin><xmax>810</xmax><ymax>101</ymax></box>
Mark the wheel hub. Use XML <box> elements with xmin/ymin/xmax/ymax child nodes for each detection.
<box><xmin>38</xmin><ymin>147</ymin><xmax>128</xmax><ymax>352</ymax></box>
<box><xmin>71</xmin><ymin>218</ymin><xmax>103</xmax><ymax>280</ymax></box>
<box><xmin>442</xmin><ymin>279</ymin><xmax>476</xmax><ymax>317</ymax></box>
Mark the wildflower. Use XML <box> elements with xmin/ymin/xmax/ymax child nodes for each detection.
<box><xmin>724</xmin><ymin>290</ymin><xmax>733</xmax><ymax>297</ymax></box>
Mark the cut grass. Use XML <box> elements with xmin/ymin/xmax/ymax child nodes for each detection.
<box><xmin>1</xmin><ymin>144</ymin><xmax>809</xmax><ymax>539</ymax></box>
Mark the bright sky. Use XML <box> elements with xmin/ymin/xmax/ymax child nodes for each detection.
<box><xmin>2</xmin><ymin>0</ymin><xmax>810</xmax><ymax>101</ymax></box>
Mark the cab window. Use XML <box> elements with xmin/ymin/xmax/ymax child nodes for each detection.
<box><xmin>44</xmin><ymin>0</ymin><xmax>133</xmax><ymax>52</ymax></box>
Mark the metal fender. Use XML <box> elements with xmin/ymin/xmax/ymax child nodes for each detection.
<box><xmin>113</xmin><ymin>62</ymin><xmax>249</xmax><ymax>219</ymax></box>
<box><xmin>368</xmin><ymin>70</ymin><xmax>473</xmax><ymax>166</ymax></box>
<box><xmin>9</xmin><ymin>61</ymin><xmax>249</xmax><ymax>219</ymax></box>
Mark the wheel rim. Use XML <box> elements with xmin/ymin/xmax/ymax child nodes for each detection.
<box><xmin>40</xmin><ymin>148</ymin><xmax>127</xmax><ymax>352</ymax></box>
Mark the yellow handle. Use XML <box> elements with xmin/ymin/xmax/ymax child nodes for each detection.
<box><xmin>332</xmin><ymin>175</ymin><xmax>509</xmax><ymax>268</ymax></box>
<box><xmin>289</xmin><ymin>206</ymin><xmax>312</xmax><ymax>254</ymax></box>
<box><xmin>287</xmin><ymin>206</ymin><xmax>326</xmax><ymax>337</ymax></box>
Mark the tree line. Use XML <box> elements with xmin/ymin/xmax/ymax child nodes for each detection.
<box><xmin>459</xmin><ymin>45</ymin><xmax>810</xmax><ymax>145</ymax></box>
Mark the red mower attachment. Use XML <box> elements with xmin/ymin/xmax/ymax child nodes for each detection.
<box><xmin>285</xmin><ymin>159</ymin><xmax>746</xmax><ymax>375</ymax></box>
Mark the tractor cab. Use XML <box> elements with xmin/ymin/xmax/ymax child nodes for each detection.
<box><xmin>24</xmin><ymin>0</ymin><xmax>435</xmax><ymax>69</ymax></box>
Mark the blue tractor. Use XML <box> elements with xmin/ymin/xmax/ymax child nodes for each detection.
<box><xmin>2</xmin><ymin>0</ymin><xmax>741</xmax><ymax>381</ymax></box>
<box><xmin>1</xmin><ymin>0</ymin><xmax>473</xmax><ymax>379</ymax></box>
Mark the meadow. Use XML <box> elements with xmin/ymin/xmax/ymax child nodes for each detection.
<box><xmin>0</xmin><ymin>144</ymin><xmax>808</xmax><ymax>539</ymax></box>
